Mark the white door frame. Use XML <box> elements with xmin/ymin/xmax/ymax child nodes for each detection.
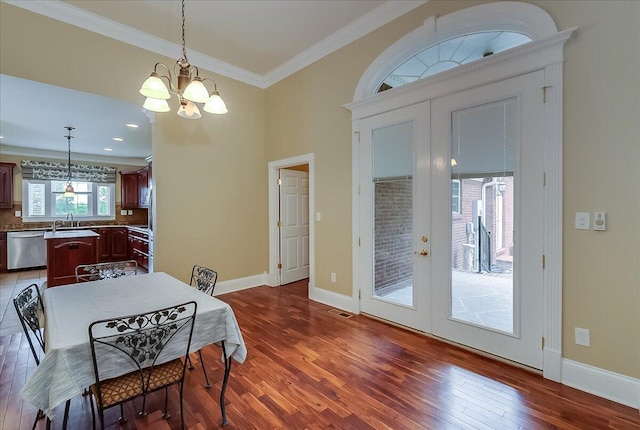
<box><xmin>345</xmin><ymin>3</ymin><xmax>575</xmax><ymax>381</ymax></box>
<box><xmin>268</xmin><ymin>154</ymin><xmax>315</xmax><ymax>293</ymax></box>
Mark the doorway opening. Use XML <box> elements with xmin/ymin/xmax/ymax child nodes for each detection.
<box><xmin>268</xmin><ymin>154</ymin><xmax>315</xmax><ymax>294</ymax></box>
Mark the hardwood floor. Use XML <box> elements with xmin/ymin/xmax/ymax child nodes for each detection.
<box><xmin>1</xmin><ymin>278</ymin><xmax>639</xmax><ymax>429</ymax></box>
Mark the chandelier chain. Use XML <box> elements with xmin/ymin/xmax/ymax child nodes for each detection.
<box><xmin>181</xmin><ymin>0</ymin><xmax>188</xmax><ymax>62</ymax></box>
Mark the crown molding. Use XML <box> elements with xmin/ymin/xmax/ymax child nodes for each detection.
<box><xmin>4</xmin><ymin>0</ymin><xmax>428</xmax><ymax>89</ymax></box>
<box><xmin>0</xmin><ymin>145</ymin><xmax>149</xmax><ymax>167</ymax></box>
<box><xmin>262</xmin><ymin>0</ymin><xmax>428</xmax><ymax>88</ymax></box>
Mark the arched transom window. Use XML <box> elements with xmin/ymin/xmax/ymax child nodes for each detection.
<box><xmin>378</xmin><ymin>31</ymin><xmax>531</xmax><ymax>93</ymax></box>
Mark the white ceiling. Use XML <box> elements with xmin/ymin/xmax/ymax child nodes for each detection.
<box><xmin>0</xmin><ymin>0</ymin><xmax>426</xmax><ymax>163</ymax></box>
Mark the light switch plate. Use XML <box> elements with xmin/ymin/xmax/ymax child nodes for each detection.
<box><xmin>127</xmin><ymin>210</ymin><xmax>133</xmax><ymax>215</ymax></box>
<box><xmin>593</xmin><ymin>212</ymin><xmax>606</xmax><ymax>231</ymax></box>
<box><xmin>316</xmin><ymin>212</ymin><xmax>321</xmax><ymax>221</ymax></box>
<box><xmin>575</xmin><ymin>212</ymin><xmax>590</xmax><ymax>230</ymax></box>
<box><xmin>14</xmin><ymin>210</ymin><xmax>21</xmax><ymax>217</ymax></box>
<box><xmin>120</xmin><ymin>210</ymin><xmax>127</xmax><ymax>216</ymax></box>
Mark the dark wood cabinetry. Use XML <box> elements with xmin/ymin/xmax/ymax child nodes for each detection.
<box><xmin>0</xmin><ymin>162</ymin><xmax>16</xmax><ymax>209</ymax></box>
<box><xmin>127</xmin><ymin>228</ymin><xmax>150</xmax><ymax>270</ymax></box>
<box><xmin>120</xmin><ymin>164</ymin><xmax>150</xmax><ymax>209</ymax></box>
<box><xmin>0</xmin><ymin>232</ymin><xmax>7</xmax><ymax>272</ymax></box>
<box><xmin>45</xmin><ymin>231</ymin><xmax>99</xmax><ymax>287</ymax></box>
<box><xmin>93</xmin><ymin>227</ymin><xmax>128</xmax><ymax>262</ymax></box>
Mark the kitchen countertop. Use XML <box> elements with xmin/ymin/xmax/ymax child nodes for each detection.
<box><xmin>44</xmin><ymin>230</ymin><xmax>100</xmax><ymax>240</ymax></box>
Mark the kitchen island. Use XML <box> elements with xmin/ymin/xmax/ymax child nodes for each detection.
<box><xmin>44</xmin><ymin>230</ymin><xmax>99</xmax><ymax>287</ymax></box>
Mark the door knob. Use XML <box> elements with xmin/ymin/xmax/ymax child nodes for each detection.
<box><xmin>414</xmin><ymin>249</ymin><xmax>429</xmax><ymax>256</ymax></box>
<box><xmin>422</xmin><ymin>236</ymin><xmax>428</xmax><ymax>243</ymax></box>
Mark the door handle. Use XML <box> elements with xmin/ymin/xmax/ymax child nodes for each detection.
<box><xmin>414</xmin><ymin>249</ymin><xmax>429</xmax><ymax>256</ymax></box>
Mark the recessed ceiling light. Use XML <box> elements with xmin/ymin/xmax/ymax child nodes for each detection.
<box><xmin>125</xmin><ymin>123</ymin><xmax>139</xmax><ymax>128</ymax></box>
<box><xmin>112</xmin><ymin>137</ymin><xmax>124</xmax><ymax>142</ymax></box>
<box><xmin>104</xmin><ymin>148</ymin><xmax>113</xmax><ymax>151</ymax></box>
<box><xmin>0</xmin><ymin>135</ymin><xmax>4</xmax><ymax>139</ymax></box>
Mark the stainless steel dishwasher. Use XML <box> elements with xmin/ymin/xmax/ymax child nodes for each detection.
<box><xmin>7</xmin><ymin>231</ymin><xmax>47</xmax><ymax>270</ymax></box>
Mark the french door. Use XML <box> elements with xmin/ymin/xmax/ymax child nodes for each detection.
<box><xmin>358</xmin><ymin>102</ymin><xmax>431</xmax><ymax>333</ymax></box>
<box><xmin>431</xmin><ymin>71</ymin><xmax>545</xmax><ymax>369</ymax></box>
<box><xmin>358</xmin><ymin>71</ymin><xmax>544</xmax><ymax>368</ymax></box>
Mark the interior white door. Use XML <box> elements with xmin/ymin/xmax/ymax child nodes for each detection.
<box><xmin>431</xmin><ymin>71</ymin><xmax>545</xmax><ymax>369</ymax></box>
<box><xmin>279</xmin><ymin>169</ymin><xmax>310</xmax><ymax>284</ymax></box>
<box><xmin>358</xmin><ymin>102</ymin><xmax>430</xmax><ymax>332</ymax></box>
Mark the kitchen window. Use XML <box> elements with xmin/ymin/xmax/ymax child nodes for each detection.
<box><xmin>23</xmin><ymin>179</ymin><xmax>115</xmax><ymax>221</ymax></box>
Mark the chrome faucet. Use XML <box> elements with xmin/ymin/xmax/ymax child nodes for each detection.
<box><xmin>52</xmin><ymin>219</ymin><xmax>64</xmax><ymax>233</ymax></box>
<box><xmin>66</xmin><ymin>213</ymin><xmax>76</xmax><ymax>227</ymax></box>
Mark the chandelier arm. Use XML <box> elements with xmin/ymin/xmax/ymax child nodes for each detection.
<box><xmin>200</xmin><ymin>77</ymin><xmax>219</xmax><ymax>92</ymax></box>
<box><xmin>152</xmin><ymin>62</ymin><xmax>181</xmax><ymax>95</ymax></box>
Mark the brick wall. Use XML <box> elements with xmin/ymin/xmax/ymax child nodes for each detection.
<box><xmin>374</xmin><ymin>180</ymin><xmax>412</xmax><ymax>291</ymax></box>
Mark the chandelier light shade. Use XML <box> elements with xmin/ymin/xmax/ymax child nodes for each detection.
<box><xmin>63</xmin><ymin>126</ymin><xmax>75</xmax><ymax>198</ymax></box>
<box><xmin>139</xmin><ymin>0</ymin><xmax>227</xmax><ymax>118</ymax></box>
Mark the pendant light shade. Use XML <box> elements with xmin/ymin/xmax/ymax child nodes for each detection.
<box><xmin>182</xmin><ymin>77</ymin><xmax>209</xmax><ymax>103</ymax></box>
<box><xmin>177</xmin><ymin>100</ymin><xmax>202</xmax><ymax>119</ymax></box>
<box><xmin>139</xmin><ymin>0</ymin><xmax>228</xmax><ymax>119</ymax></box>
<box><xmin>139</xmin><ymin>72</ymin><xmax>171</xmax><ymax>99</ymax></box>
<box><xmin>203</xmin><ymin>91</ymin><xmax>228</xmax><ymax>115</ymax></box>
<box><xmin>143</xmin><ymin>97</ymin><xmax>171</xmax><ymax>113</ymax></box>
<box><xmin>63</xmin><ymin>183</ymin><xmax>75</xmax><ymax>197</ymax></box>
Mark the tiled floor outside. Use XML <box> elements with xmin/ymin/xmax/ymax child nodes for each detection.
<box><xmin>0</xmin><ymin>269</ymin><xmax>47</xmax><ymax>337</ymax></box>
<box><xmin>377</xmin><ymin>269</ymin><xmax>514</xmax><ymax>333</ymax></box>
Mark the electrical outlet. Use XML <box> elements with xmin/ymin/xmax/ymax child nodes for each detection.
<box><xmin>330</xmin><ymin>272</ymin><xmax>336</xmax><ymax>283</ymax></box>
<box><xmin>575</xmin><ymin>327</ymin><xmax>590</xmax><ymax>347</ymax></box>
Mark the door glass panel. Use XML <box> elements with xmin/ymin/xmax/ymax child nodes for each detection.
<box><xmin>450</xmin><ymin>99</ymin><xmax>516</xmax><ymax>332</ymax></box>
<box><xmin>372</xmin><ymin>121</ymin><xmax>414</xmax><ymax>307</ymax></box>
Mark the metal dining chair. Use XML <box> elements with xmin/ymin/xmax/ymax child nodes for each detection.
<box><xmin>187</xmin><ymin>265</ymin><xmax>218</xmax><ymax>388</ymax></box>
<box><xmin>14</xmin><ymin>283</ymin><xmax>71</xmax><ymax>430</ymax></box>
<box><xmin>88</xmin><ymin>301</ymin><xmax>197</xmax><ymax>430</ymax></box>
<box><xmin>75</xmin><ymin>260</ymin><xmax>138</xmax><ymax>282</ymax></box>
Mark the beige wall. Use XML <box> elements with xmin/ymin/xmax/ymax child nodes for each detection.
<box><xmin>265</xmin><ymin>0</ymin><xmax>640</xmax><ymax>379</ymax></box>
<box><xmin>2</xmin><ymin>1</ymin><xmax>638</xmax><ymax>380</ymax></box>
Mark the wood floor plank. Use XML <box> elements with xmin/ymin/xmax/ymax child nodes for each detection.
<box><xmin>3</xmin><ymin>278</ymin><xmax>639</xmax><ymax>429</ymax></box>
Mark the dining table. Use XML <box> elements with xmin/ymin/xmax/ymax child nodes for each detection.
<box><xmin>20</xmin><ymin>271</ymin><xmax>247</xmax><ymax>424</ymax></box>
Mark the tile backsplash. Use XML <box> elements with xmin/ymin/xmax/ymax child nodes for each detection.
<box><xmin>0</xmin><ymin>203</ymin><xmax>148</xmax><ymax>230</ymax></box>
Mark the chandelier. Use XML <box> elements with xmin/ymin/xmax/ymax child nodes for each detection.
<box><xmin>63</xmin><ymin>126</ymin><xmax>75</xmax><ymax>197</ymax></box>
<box><xmin>139</xmin><ymin>0</ymin><xmax>228</xmax><ymax>119</ymax></box>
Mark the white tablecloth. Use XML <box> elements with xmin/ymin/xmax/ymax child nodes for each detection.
<box><xmin>20</xmin><ymin>272</ymin><xmax>247</xmax><ymax>419</ymax></box>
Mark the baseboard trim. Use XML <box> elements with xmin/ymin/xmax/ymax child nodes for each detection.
<box><xmin>562</xmin><ymin>359</ymin><xmax>640</xmax><ymax>409</ymax></box>
<box><xmin>214</xmin><ymin>273</ymin><xmax>269</xmax><ymax>295</ymax></box>
<box><xmin>309</xmin><ymin>285</ymin><xmax>357</xmax><ymax>313</ymax></box>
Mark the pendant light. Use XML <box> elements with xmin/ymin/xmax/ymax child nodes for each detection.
<box><xmin>139</xmin><ymin>0</ymin><xmax>228</xmax><ymax>118</ymax></box>
<box><xmin>63</xmin><ymin>126</ymin><xmax>75</xmax><ymax>198</ymax></box>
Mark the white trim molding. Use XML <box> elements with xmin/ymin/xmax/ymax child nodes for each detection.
<box><xmin>352</xmin><ymin>1</ymin><xmax>560</xmax><ymax>102</ymax></box>
<box><xmin>346</xmin><ymin>1</ymin><xmax>576</xmax><ymax>382</ymax></box>
<box><xmin>309</xmin><ymin>285</ymin><xmax>359</xmax><ymax>314</ymax></box>
<box><xmin>267</xmin><ymin>154</ymin><xmax>315</xmax><ymax>293</ymax></box>
<box><xmin>213</xmin><ymin>273</ymin><xmax>269</xmax><ymax>296</ymax></box>
<box><xmin>5</xmin><ymin>0</ymin><xmax>427</xmax><ymax>89</ymax></box>
<box><xmin>562</xmin><ymin>359</ymin><xmax>640</xmax><ymax>409</ymax></box>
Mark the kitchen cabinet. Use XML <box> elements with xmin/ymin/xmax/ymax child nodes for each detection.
<box><xmin>93</xmin><ymin>227</ymin><xmax>128</xmax><ymax>262</ymax></box>
<box><xmin>44</xmin><ymin>230</ymin><xmax>99</xmax><ymax>287</ymax></box>
<box><xmin>0</xmin><ymin>162</ymin><xmax>16</xmax><ymax>209</ymax></box>
<box><xmin>120</xmin><ymin>164</ymin><xmax>150</xmax><ymax>209</ymax></box>
<box><xmin>0</xmin><ymin>232</ymin><xmax>7</xmax><ymax>272</ymax></box>
<box><xmin>128</xmin><ymin>228</ymin><xmax>150</xmax><ymax>270</ymax></box>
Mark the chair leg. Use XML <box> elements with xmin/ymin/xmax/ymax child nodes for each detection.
<box><xmin>90</xmin><ymin>393</ymin><xmax>96</xmax><ymax>430</ymax></box>
<box><xmin>118</xmin><ymin>403</ymin><xmax>127</xmax><ymax>424</ymax></box>
<box><xmin>198</xmin><ymin>349</ymin><xmax>212</xmax><ymax>389</ymax></box>
<box><xmin>61</xmin><ymin>400</ymin><xmax>70</xmax><ymax>430</ymax></box>
<box><xmin>162</xmin><ymin>387</ymin><xmax>171</xmax><ymax>419</ymax></box>
<box><xmin>179</xmin><ymin>381</ymin><xmax>185</xmax><ymax>430</ymax></box>
<box><xmin>219</xmin><ymin>341</ymin><xmax>232</xmax><ymax>427</ymax></box>
<box><xmin>45</xmin><ymin>417</ymin><xmax>51</xmax><ymax>430</ymax></box>
<box><xmin>139</xmin><ymin>395</ymin><xmax>148</xmax><ymax>417</ymax></box>
<box><xmin>186</xmin><ymin>354</ymin><xmax>194</xmax><ymax>369</ymax></box>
